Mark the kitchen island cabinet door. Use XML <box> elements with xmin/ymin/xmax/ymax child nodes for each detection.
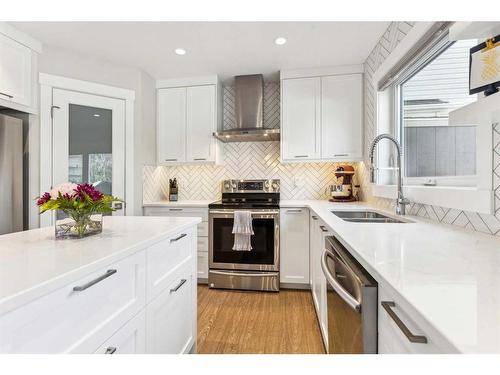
<box><xmin>146</xmin><ymin>271</ymin><xmax>196</xmax><ymax>354</ymax></box>
<box><xmin>94</xmin><ymin>310</ymin><xmax>146</xmax><ymax>354</ymax></box>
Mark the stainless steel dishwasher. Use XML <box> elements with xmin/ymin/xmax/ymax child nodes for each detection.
<box><xmin>321</xmin><ymin>235</ymin><xmax>378</xmax><ymax>354</ymax></box>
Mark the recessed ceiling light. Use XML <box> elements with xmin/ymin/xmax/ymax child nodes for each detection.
<box><xmin>174</xmin><ymin>48</ymin><xmax>186</xmax><ymax>55</ymax></box>
<box><xmin>93</xmin><ymin>114</ymin><xmax>100</xmax><ymax>117</ymax></box>
<box><xmin>274</xmin><ymin>37</ymin><xmax>287</xmax><ymax>45</ymax></box>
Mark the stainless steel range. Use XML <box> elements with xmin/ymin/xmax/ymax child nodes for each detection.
<box><xmin>208</xmin><ymin>179</ymin><xmax>280</xmax><ymax>292</ymax></box>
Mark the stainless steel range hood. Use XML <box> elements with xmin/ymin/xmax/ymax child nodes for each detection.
<box><xmin>213</xmin><ymin>74</ymin><xmax>280</xmax><ymax>142</ymax></box>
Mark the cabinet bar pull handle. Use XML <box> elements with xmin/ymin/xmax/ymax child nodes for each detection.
<box><xmin>294</xmin><ymin>155</ymin><xmax>309</xmax><ymax>158</ymax></box>
<box><xmin>0</xmin><ymin>92</ymin><xmax>14</xmax><ymax>99</ymax></box>
<box><xmin>334</xmin><ymin>153</ymin><xmax>349</xmax><ymax>157</ymax></box>
<box><xmin>194</xmin><ymin>158</ymin><xmax>206</xmax><ymax>161</ymax></box>
<box><xmin>170</xmin><ymin>233</ymin><xmax>187</xmax><ymax>242</ymax></box>
<box><xmin>381</xmin><ymin>301</ymin><xmax>428</xmax><ymax>344</ymax></box>
<box><xmin>165</xmin><ymin>158</ymin><xmax>178</xmax><ymax>161</ymax></box>
<box><xmin>170</xmin><ymin>279</ymin><xmax>187</xmax><ymax>293</ymax></box>
<box><xmin>73</xmin><ymin>269</ymin><xmax>117</xmax><ymax>292</ymax></box>
<box><xmin>168</xmin><ymin>208</ymin><xmax>183</xmax><ymax>211</ymax></box>
<box><xmin>286</xmin><ymin>209</ymin><xmax>302</xmax><ymax>213</ymax></box>
<box><xmin>320</xmin><ymin>225</ymin><xmax>329</xmax><ymax>232</ymax></box>
<box><xmin>105</xmin><ymin>347</ymin><xmax>117</xmax><ymax>354</ymax></box>
<box><xmin>312</xmin><ymin>215</ymin><xmax>318</xmax><ymax>220</ymax></box>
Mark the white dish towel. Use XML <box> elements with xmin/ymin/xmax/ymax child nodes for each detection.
<box><xmin>232</xmin><ymin>210</ymin><xmax>254</xmax><ymax>251</ymax></box>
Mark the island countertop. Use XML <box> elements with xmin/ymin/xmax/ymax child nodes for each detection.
<box><xmin>0</xmin><ymin>216</ymin><xmax>201</xmax><ymax>314</ymax></box>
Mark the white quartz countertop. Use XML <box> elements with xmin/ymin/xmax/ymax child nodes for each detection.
<box><xmin>143</xmin><ymin>200</ymin><xmax>214</xmax><ymax>207</ymax></box>
<box><xmin>281</xmin><ymin>199</ymin><xmax>500</xmax><ymax>353</ymax></box>
<box><xmin>0</xmin><ymin>216</ymin><xmax>201</xmax><ymax>314</ymax></box>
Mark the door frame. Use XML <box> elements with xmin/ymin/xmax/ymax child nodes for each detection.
<box><xmin>39</xmin><ymin>73</ymin><xmax>135</xmax><ymax>227</ymax></box>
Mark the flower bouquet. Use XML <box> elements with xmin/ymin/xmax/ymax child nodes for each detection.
<box><xmin>37</xmin><ymin>183</ymin><xmax>122</xmax><ymax>239</ymax></box>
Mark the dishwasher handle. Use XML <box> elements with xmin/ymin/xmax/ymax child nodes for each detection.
<box><xmin>321</xmin><ymin>250</ymin><xmax>361</xmax><ymax>312</ymax></box>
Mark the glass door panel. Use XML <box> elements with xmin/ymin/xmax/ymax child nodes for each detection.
<box><xmin>68</xmin><ymin>104</ymin><xmax>113</xmax><ymax>196</ymax></box>
<box><xmin>52</xmin><ymin>89</ymin><xmax>125</xmax><ymax>217</ymax></box>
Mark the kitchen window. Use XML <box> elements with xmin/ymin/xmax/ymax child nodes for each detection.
<box><xmin>396</xmin><ymin>38</ymin><xmax>478</xmax><ymax>187</ymax></box>
<box><xmin>372</xmin><ymin>23</ymin><xmax>495</xmax><ymax>214</ymax></box>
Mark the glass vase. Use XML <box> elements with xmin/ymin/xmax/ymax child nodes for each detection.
<box><xmin>55</xmin><ymin>210</ymin><xmax>103</xmax><ymax>239</ymax></box>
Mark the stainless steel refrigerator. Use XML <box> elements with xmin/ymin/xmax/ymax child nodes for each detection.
<box><xmin>0</xmin><ymin>114</ymin><xmax>23</xmax><ymax>235</ymax></box>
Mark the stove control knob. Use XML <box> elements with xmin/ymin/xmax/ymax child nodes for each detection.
<box><xmin>272</xmin><ymin>182</ymin><xmax>279</xmax><ymax>191</ymax></box>
<box><xmin>231</xmin><ymin>182</ymin><xmax>237</xmax><ymax>189</ymax></box>
<box><xmin>224</xmin><ymin>182</ymin><xmax>231</xmax><ymax>191</ymax></box>
<box><xmin>264</xmin><ymin>180</ymin><xmax>270</xmax><ymax>189</ymax></box>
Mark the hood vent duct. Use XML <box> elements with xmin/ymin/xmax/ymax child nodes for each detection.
<box><xmin>213</xmin><ymin>74</ymin><xmax>280</xmax><ymax>142</ymax></box>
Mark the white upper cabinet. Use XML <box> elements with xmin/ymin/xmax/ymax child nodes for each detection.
<box><xmin>281</xmin><ymin>77</ymin><xmax>321</xmax><ymax>161</ymax></box>
<box><xmin>320</xmin><ymin>74</ymin><xmax>363</xmax><ymax>160</ymax></box>
<box><xmin>157</xmin><ymin>87</ymin><xmax>186</xmax><ymax>163</ymax></box>
<box><xmin>280</xmin><ymin>65</ymin><xmax>363</xmax><ymax>163</ymax></box>
<box><xmin>156</xmin><ymin>75</ymin><xmax>221</xmax><ymax>165</ymax></box>
<box><xmin>0</xmin><ymin>31</ymin><xmax>37</xmax><ymax>109</ymax></box>
<box><xmin>186</xmin><ymin>85</ymin><xmax>216</xmax><ymax>162</ymax></box>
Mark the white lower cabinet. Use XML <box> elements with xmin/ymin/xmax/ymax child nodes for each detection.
<box><xmin>144</xmin><ymin>205</ymin><xmax>209</xmax><ymax>283</ymax></box>
<box><xmin>146</xmin><ymin>271</ymin><xmax>195</xmax><ymax>354</ymax></box>
<box><xmin>94</xmin><ymin>310</ymin><xmax>146</xmax><ymax>354</ymax></box>
<box><xmin>309</xmin><ymin>212</ymin><xmax>329</xmax><ymax>350</ymax></box>
<box><xmin>0</xmin><ymin>227</ymin><xmax>197</xmax><ymax>354</ymax></box>
<box><xmin>0</xmin><ymin>251</ymin><xmax>146</xmax><ymax>354</ymax></box>
<box><xmin>280</xmin><ymin>207</ymin><xmax>310</xmax><ymax>285</ymax></box>
<box><xmin>378</xmin><ymin>285</ymin><xmax>451</xmax><ymax>354</ymax></box>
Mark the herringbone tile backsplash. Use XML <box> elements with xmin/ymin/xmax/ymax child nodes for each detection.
<box><xmin>143</xmin><ymin>83</ymin><xmax>354</xmax><ymax>202</ymax></box>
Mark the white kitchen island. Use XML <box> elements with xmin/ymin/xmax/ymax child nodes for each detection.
<box><xmin>0</xmin><ymin>216</ymin><xmax>201</xmax><ymax>354</ymax></box>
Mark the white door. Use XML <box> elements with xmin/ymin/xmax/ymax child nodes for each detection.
<box><xmin>186</xmin><ymin>85</ymin><xmax>215</xmax><ymax>162</ymax></box>
<box><xmin>157</xmin><ymin>87</ymin><xmax>186</xmax><ymax>163</ymax></box>
<box><xmin>52</xmin><ymin>88</ymin><xmax>126</xmax><ymax>215</ymax></box>
<box><xmin>0</xmin><ymin>33</ymin><xmax>32</xmax><ymax>106</ymax></box>
<box><xmin>321</xmin><ymin>74</ymin><xmax>363</xmax><ymax>159</ymax></box>
<box><xmin>281</xmin><ymin>77</ymin><xmax>320</xmax><ymax>161</ymax></box>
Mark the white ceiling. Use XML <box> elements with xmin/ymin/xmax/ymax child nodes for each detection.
<box><xmin>11</xmin><ymin>22</ymin><xmax>389</xmax><ymax>82</ymax></box>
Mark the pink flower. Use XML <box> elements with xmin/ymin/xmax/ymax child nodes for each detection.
<box><xmin>49</xmin><ymin>182</ymin><xmax>78</xmax><ymax>200</ymax></box>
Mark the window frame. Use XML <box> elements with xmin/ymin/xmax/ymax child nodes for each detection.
<box><xmin>392</xmin><ymin>38</ymin><xmax>478</xmax><ymax>188</ymax></box>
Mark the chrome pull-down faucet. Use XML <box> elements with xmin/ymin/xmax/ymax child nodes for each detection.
<box><xmin>369</xmin><ymin>134</ymin><xmax>410</xmax><ymax>215</ymax></box>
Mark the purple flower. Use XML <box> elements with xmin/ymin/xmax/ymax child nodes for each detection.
<box><xmin>36</xmin><ymin>192</ymin><xmax>52</xmax><ymax>206</ymax></box>
<box><xmin>74</xmin><ymin>183</ymin><xmax>104</xmax><ymax>201</ymax></box>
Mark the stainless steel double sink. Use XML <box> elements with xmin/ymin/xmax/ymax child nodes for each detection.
<box><xmin>331</xmin><ymin>210</ymin><xmax>407</xmax><ymax>223</ymax></box>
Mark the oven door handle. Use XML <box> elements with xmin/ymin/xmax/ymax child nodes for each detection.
<box><xmin>210</xmin><ymin>270</ymin><xmax>279</xmax><ymax>277</ymax></box>
<box><xmin>209</xmin><ymin>210</ymin><xmax>280</xmax><ymax>215</ymax></box>
<box><xmin>321</xmin><ymin>251</ymin><xmax>361</xmax><ymax>312</ymax></box>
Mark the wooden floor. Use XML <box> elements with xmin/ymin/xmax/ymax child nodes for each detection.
<box><xmin>197</xmin><ymin>285</ymin><xmax>325</xmax><ymax>354</ymax></box>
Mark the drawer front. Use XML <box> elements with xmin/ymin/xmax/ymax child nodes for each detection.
<box><xmin>197</xmin><ymin>252</ymin><xmax>208</xmax><ymax>280</ymax></box>
<box><xmin>146</xmin><ymin>228</ymin><xmax>195</xmax><ymax>302</ymax></box>
<box><xmin>378</xmin><ymin>287</ymin><xmax>446</xmax><ymax>354</ymax></box>
<box><xmin>197</xmin><ymin>236</ymin><xmax>208</xmax><ymax>252</ymax></box>
<box><xmin>146</xmin><ymin>270</ymin><xmax>195</xmax><ymax>354</ymax></box>
<box><xmin>197</xmin><ymin>221</ymin><xmax>208</xmax><ymax>237</ymax></box>
<box><xmin>0</xmin><ymin>252</ymin><xmax>146</xmax><ymax>353</ymax></box>
<box><xmin>94</xmin><ymin>310</ymin><xmax>146</xmax><ymax>354</ymax></box>
<box><xmin>144</xmin><ymin>207</ymin><xmax>208</xmax><ymax>221</ymax></box>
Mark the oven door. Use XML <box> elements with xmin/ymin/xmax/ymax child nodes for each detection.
<box><xmin>209</xmin><ymin>209</ymin><xmax>279</xmax><ymax>271</ymax></box>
